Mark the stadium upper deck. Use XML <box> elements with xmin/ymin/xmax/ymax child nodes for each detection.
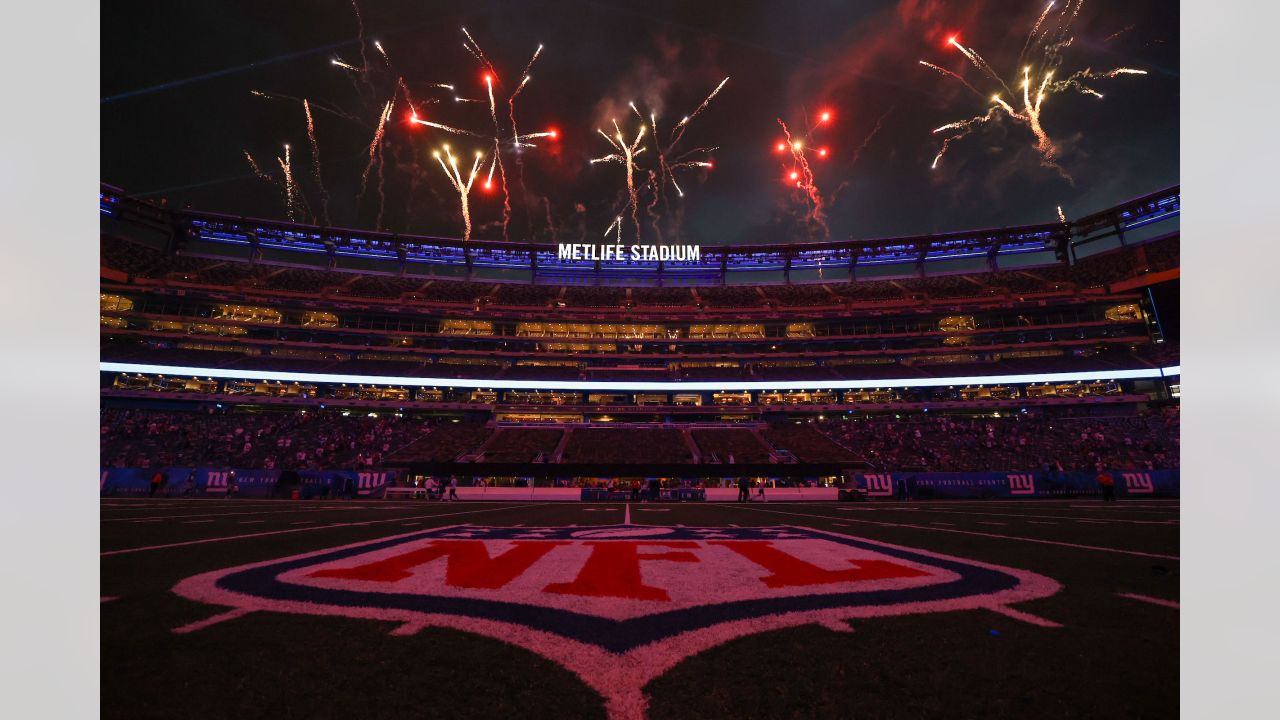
<box><xmin>101</xmin><ymin>184</ymin><xmax>1178</xmax><ymax>404</ymax></box>
<box><xmin>102</xmin><ymin>184</ymin><xmax>1178</xmax><ymax>291</ymax></box>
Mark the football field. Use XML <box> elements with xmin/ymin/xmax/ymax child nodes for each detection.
<box><xmin>102</xmin><ymin>498</ymin><xmax>1179</xmax><ymax>719</ymax></box>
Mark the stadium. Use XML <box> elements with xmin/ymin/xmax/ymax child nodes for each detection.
<box><xmin>95</xmin><ymin>2</ymin><xmax>1183</xmax><ymax>719</ymax></box>
<box><xmin>100</xmin><ymin>182</ymin><xmax>1180</xmax><ymax>719</ymax></box>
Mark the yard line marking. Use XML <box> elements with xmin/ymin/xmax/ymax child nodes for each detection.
<box><xmin>1027</xmin><ymin>521</ymin><xmax>1058</xmax><ymax>525</ymax></box>
<box><xmin>290</xmin><ymin>521</ymin><xmax>317</xmax><ymax>525</ymax></box>
<box><xmin>1077</xmin><ymin>520</ymin><xmax>1109</xmax><ymax>524</ymax></box>
<box><xmin>100</xmin><ymin>596</ymin><xmax>118</xmax><ymax>604</ymax></box>
<box><xmin>976</xmin><ymin>522</ymin><xmax>1007</xmax><ymax>526</ymax></box>
<box><xmin>988</xmin><ymin>605</ymin><xmax>1062</xmax><ymax>628</ymax></box>
<box><xmin>182</xmin><ymin>520</ymin><xmax>215</xmax><ymax>524</ymax></box>
<box><xmin>722</xmin><ymin>504</ymin><xmax>1180</xmax><ymax>561</ymax></box>
<box><xmin>172</xmin><ymin>608</ymin><xmax>253</xmax><ymax>635</ymax></box>
<box><xmin>131</xmin><ymin>519</ymin><xmax>165</xmax><ymax>524</ymax></box>
<box><xmin>101</xmin><ymin>504</ymin><xmax>543</xmax><ymax>557</ymax></box>
<box><xmin>1116</xmin><ymin>592</ymin><xmax>1179</xmax><ymax>609</ymax></box>
<box><xmin>624</xmin><ymin>503</ymin><xmax>631</xmax><ymax>525</ymax></box>
<box><xmin>637</xmin><ymin>508</ymin><xmax>671</xmax><ymax>512</ymax></box>
<box><xmin>239</xmin><ymin>521</ymin><xmax>265</xmax><ymax>525</ymax></box>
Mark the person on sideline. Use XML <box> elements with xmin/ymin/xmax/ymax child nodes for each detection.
<box><xmin>1096</xmin><ymin>465</ymin><xmax>1116</xmax><ymax>502</ymax></box>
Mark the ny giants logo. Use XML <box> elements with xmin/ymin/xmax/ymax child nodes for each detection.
<box><xmin>1122</xmin><ymin>472</ymin><xmax>1155</xmax><ymax>494</ymax></box>
<box><xmin>1007</xmin><ymin>474</ymin><xmax>1036</xmax><ymax>495</ymax></box>
<box><xmin>356</xmin><ymin>472</ymin><xmax>388</xmax><ymax>494</ymax></box>
<box><xmin>173</xmin><ymin>525</ymin><xmax>1060</xmax><ymax>720</ymax></box>
<box><xmin>863</xmin><ymin>474</ymin><xmax>894</xmax><ymax>497</ymax></box>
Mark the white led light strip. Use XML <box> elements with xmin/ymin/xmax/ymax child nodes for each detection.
<box><xmin>101</xmin><ymin>362</ymin><xmax>1180</xmax><ymax>393</ymax></box>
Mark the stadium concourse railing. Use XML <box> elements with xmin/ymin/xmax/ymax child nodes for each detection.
<box><xmin>101</xmin><ymin>184</ymin><xmax>1178</xmax><ymax>288</ymax></box>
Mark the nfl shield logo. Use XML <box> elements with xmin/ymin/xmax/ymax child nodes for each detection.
<box><xmin>174</xmin><ymin>525</ymin><xmax>1059</xmax><ymax>720</ymax></box>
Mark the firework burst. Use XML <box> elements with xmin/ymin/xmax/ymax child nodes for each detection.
<box><xmin>594</xmin><ymin>77</ymin><xmax>727</xmax><ymax>241</ymax></box>
<box><xmin>432</xmin><ymin>144</ymin><xmax>485</xmax><ymax>241</ymax></box>
<box><xmin>275</xmin><ymin>144</ymin><xmax>309</xmax><ymax>222</ymax></box>
<box><xmin>591</xmin><ymin>120</ymin><xmax>648</xmax><ymax>241</ymax></box>
<box><xmin>243</xmin><ymin>150</ymin><xmax>272</xmax><ymax>183</ymax></box>
<box><xmin>923</xmin><ymin>0</ymin><xmax>1147</xmax><ymax>176</ymax></box>
<box><xmin>770</xmin><ymin>107</ymin><xmax>836</xmax><ymax>236</ymax></box>
<box><xmin>303</xmin><ymin>100</ymin><xmax>330</xmax><ymax>226</ymax></box>
<box><xmin>361</xmin><ymin>101</ymin><xmax>393</xmax><ymax>199</ymax></box>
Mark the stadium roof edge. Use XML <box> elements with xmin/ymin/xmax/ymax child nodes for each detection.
<box><xmin>101</xmin><ymin>182</ymin><xmax>1179</xmax><ymax>255</ymax></box>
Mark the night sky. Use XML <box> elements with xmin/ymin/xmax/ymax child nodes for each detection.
<box><xmin>101</xmin><ymin>0</ymin><xmax>1179</xmax><ymax>246</ymax></box>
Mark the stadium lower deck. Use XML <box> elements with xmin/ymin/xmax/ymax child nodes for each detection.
<box><xmin>102</xmin><ymin>497</ymin><xmax>1178</xmax><ymax>719</ymax></box>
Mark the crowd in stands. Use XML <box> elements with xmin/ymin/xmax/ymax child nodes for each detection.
<box><xmin>814</xmin><ymin>407</ymin><xmax>1179</xmax><ymax>472</ymax></box>
<box><xmin>100</xmin><ymin>403</ymin><xmax>1178</xmax><ymax>472</ymax></box>
<box><xmin>100</xmin><ymin>408</ymin><xmax>428</xmax><ymax>470</ymax></box>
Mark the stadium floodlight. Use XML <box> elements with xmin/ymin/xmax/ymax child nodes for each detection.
<box><xmin>100</xmin><ymin>362</ymin><xmax>1178</xmax><ymax>393</ymax></box>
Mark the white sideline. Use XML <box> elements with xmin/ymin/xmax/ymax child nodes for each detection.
<box><xmin>101</xmin><ymin>504</ymin><xmax>541</xmax><ymax>556</ymax></box>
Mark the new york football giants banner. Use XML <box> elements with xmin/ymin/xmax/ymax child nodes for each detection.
<box><xmin>856</xmin><ymin>470</ymin><xmax>1179</xmax><ymax>498</ymax></box>
<box><xmin>100</xmin><ymin>467</ymin><xmax>399</xmax><ymax>497</ymax></box>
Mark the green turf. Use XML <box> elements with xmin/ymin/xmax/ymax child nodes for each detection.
<box><xmin>101</xmin><ymin>499</ymin><xmax>1179</xmax><ymax>719</ymax></box>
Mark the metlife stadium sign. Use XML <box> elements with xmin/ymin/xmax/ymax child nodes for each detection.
<box><xmin>557</xmin><ymin>243</ymin><xmax>701</xmax><ymax>262</ymax></box>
